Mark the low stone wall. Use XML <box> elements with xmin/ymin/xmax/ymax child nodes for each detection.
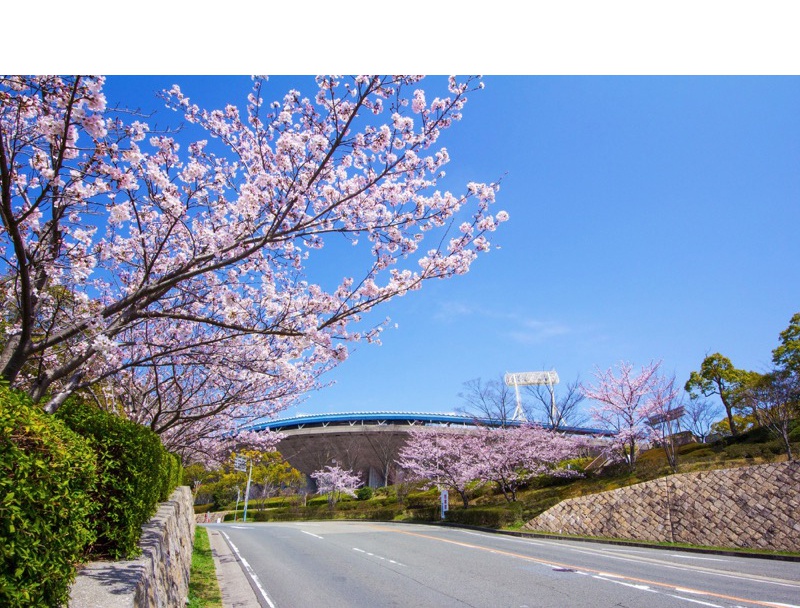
<box><xmin>524</xmin><ymin>461</ymin><xmax>800</xmax><ymax>552</ymax></box>
<box><xmin>69</xmin><ymin>486</ymin><xmax>195</xmax><ymax>608</ymax></box>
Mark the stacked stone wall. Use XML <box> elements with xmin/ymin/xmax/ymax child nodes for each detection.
<box><xmin>69</xmin><ymin>486</ymin><xmax>195</xmax><ymax>608</ymax></box>
<box><xmin>524</xmin><ymin>461</ymin><xmax>800</xmax><ymax>552</ymax></box>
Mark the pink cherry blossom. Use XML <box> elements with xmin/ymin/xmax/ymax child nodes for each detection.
<box><xmin>0</xmin><ymin>74</ymin><xmax>503</xmax><ymax>441</ymax></box>
<box><xmin>582</xmin><ymin>360</ymin><xmax>673</xmax><ymax>469</ymax></box>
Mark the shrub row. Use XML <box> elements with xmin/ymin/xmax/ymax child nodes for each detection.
<box><xmin>1</xmin><ymin>385</ymin><xmax>183</xmax><ymax>607</ymax></box>
<box><xmin>0</xmin><ymin>385</ymin><xmax>97</xmax><ymax>608</ymax></box>
<box><xmin>55</xmin><ymin>397</ymin><xmax>183</xmax><ymax>559</ymax></box>
<box><xmin>445</xmin><ymin>505</ymin><xmax>524</xmax><ymax>528</ymax></box>
<box><xmin>241</xmin><ymin>505</ymin><xmax>403</xmax><ymax>522</ymax></box>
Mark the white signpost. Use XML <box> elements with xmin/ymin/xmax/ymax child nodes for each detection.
<box><xmin>440</xmin><ymin>490</ymin><xmax>449</xmax><ymax>519</ymax></box>
<box><xmin>234</xmin><ymin>456</ymin><xmax>253</xmax><ymax>523</ymax></box>
<box><xmin>503</xmin><ymin>370</ymin><xmax>560</xmax><ymax>422</ymax></box>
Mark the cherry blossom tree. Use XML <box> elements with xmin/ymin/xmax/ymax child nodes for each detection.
<box><xmin>0</xmin><ymin>75</ymin><xmax>505</xmax><ymax>429</ymax></box>
<box><xmin>472</xmin><ymin>424</ymin><xmax>582</xmax><ymax>502</ymax></box>
<box><xmin>310</xmin><ymin>464</ymin><xmax>363</xmax><ymax>506</ymax></box>
<box><xmin>397</xmin><ymin>428</ymin><xmax>482</xmax><ymax>508</ymax></box>
<box><xmin>582</xmin><ymin>360</ymin><xmax>666</xmax><ymax>470</ymax></box>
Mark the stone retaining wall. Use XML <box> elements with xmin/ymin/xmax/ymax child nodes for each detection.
<box><xmin>69</xmin><ymin>486</ymin><xmax>195</xmax><ymax>608</ymax></box>
<box><xmin>524</xmin><ymin>461</ymin><xmax>800</xmax><ymax>552</ymax></box>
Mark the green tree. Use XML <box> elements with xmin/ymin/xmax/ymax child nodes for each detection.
<box><xmin>773</xmin><ymin>312</ymin><xmax>800</xmax><ymax>376</ymax></box>
<box><xmin>685</xmin><ymin>354</ymin><xmax>759</xmax><ymax>437</ymax></box>
<box><xmin>191</xmin><ymin>450</ymin><xmax>303</xmax><ymax>511</ymax></box>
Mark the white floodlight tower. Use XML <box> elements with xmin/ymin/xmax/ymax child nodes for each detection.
<box><xmin>503</xmin><ymin>370</ymin><xmax>560</xmax><ymax>423</ymax></box>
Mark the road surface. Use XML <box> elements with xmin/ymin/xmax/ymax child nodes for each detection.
<box><xmin>207</xmin><ymin>520</ymin><xmax>800</xmax><ymax>608</ymax></box>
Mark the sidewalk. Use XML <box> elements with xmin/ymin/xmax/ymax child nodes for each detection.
<box><xmin>206</xmin><ymin>526</ymin><xmax>263</xmax><ymax>608</ymax></box>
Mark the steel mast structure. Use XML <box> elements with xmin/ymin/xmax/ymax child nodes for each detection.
<box><xmin>504</xmin><ymin>370</ymin><xmax>560</xmax><ymax>422</ymax></box>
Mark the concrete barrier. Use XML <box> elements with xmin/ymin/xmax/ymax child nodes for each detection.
<box><xmin>69</xmin><ymin>486</ymin><xmax>195</xmax><ymax>608</ymax></box>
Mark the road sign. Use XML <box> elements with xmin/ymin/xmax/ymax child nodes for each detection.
<box><xmin>234</xmin><ymin>456</ymin><xmax>247</xmax><ymax>472</ymax></box>
<box><xmin>647</xmin><ymin>406</ymin><xmax>685</xmax><ymax>426</ymax></box>
<box><xmin>440</xmin><ymin>490</ymin><xmax>449</xmax><ymax>519</ymax></box>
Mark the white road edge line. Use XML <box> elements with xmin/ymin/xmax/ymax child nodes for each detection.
<box><xmin>301</xmin><ymin>530</ymin><xmax>324</xmax><ymax>539</ymax></box>
<box><xmin>667</xmin><ymin>594</ymin><xmax>723</xmax><ymax>607</ymax></box>
<box><xmin>352</xmin><ymin>547</ymin><xmax>406</xmax><ymax>567</ymax></box>
<box><xmin>670</xmin><ymin>555</ymin><xmax>728</xmax><ymax>562</ymax></box>
<box><xmin>571</xmin><ymin>548</ymin><xmax>800</xmax><ymax>589</ymax></box>
<box><xmin>220</xmin><ymin>531</ymin><xmax>277</xmax><ymax>608</ymax></box>
<box><xmin>592</xmin><ymin>575</ymin><xmax>656</xmax><ymax>592</ymax></box>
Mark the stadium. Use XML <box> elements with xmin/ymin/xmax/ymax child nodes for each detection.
<box><xmin>246</xmin><ymin>412</ymin><xmax>612</xmax><ymax>487</ymax></box>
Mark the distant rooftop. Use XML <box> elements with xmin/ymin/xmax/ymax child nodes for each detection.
<box><xmin>245</xmin><ymin>411</ymin><xmax>613</xmax><ymax>436</ymax></box>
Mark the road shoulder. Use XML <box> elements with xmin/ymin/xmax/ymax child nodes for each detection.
<box><xmin>206</xmin><ymin>526</ymin><xmax>263</xmax><ymax>608</ymax></box>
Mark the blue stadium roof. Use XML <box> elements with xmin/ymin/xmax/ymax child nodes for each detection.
<box><xmin>244</xmin><ymin>411</ymin><xmax>613</xmax><ymax>436</ymax></box>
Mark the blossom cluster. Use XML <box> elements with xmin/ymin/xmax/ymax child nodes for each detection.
<box><xmin>581</xmin><ymin>361</ymin><xmax>679</xmax><ymax>468</ymax></box>
<box><xmin>397</xmin><ymin>425</ymin><xmax>582</xmax><ymax>505</ymax></box>
<box><xmin>0</xmin><ymin>74</ymin><xmax>506</xmax><ymax>453</ymax></box>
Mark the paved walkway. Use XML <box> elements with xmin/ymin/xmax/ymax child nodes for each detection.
<box><xmin>206</xmin><ymin>526</ymin><xmax>263</xmax><ymax>608</ymax></box>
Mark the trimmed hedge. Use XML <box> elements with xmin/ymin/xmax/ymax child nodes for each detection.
<box><xmin>0</xmin><ymin>384</ymin><xmax>97</xmax><ymax>608</ymax></box>
<box><xmin>445</xmin><ymin>505</ymin><xmax>524</xmax><ymax>528</ymax></box>
<box><xmin>242</xmin><ymin>505</ymin><xmax>403</xmax><ymax>522</ymax></box>
<box><xmin>56</xmin><ymin>397</ymin><xmax>182</xmax><ymax>559</ymax></box>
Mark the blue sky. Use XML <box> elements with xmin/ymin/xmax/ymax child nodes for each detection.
<box><xmin>100</xmin><ymin>75</ymin><xmax>800</xmax><ymax>420</ymax></box>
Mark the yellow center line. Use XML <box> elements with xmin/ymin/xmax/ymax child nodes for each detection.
<box><xmin>380</xmin><ymin>526</ymin><xmax>793</xmax><ymax>608</ymax></box>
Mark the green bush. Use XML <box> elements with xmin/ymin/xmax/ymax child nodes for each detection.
<box><xmin>445</xmin><ymin>506</ymin><xmax>521</xmax><ymax>528</ymax></box>
<box><xmin>678</xmin><ymin>442</ymin><xmax>714</xmax><ymax>455</ymax></box>
<box><xmin>405</xmin><ymin>490</ymin><xmax>438</xmax><ymax>509</ymax></box>
<box><xmin>0</xmin><ymin>384</ymin><xmax>97</xmax><ymax>608</ymax></box>
<box><xmin>681</xmin><ymin>447</ymin><xmax>715</xmax><ymax>460</ymax></box>
<box><xmin>361</xmin><ymin>507</ymin><xmax>401</xmax><ymax>520</ymax></box>
<box><xmin>307</xmin><ymin>495</ymin><xmax>334</xmax><ymax>507</ymax></box>
<box><xmin>56</xmin><ymin>398</ymin><xmax>170</xmax><ymax>559</ymax></box>
<box><xmin>407</xmin><ymin>506</ymin><xmax>439</xmax><ymax>521</ymax></box>
<box><xmin>356</xmin><ymin>486</ymin><xmax>373</xmax><ymax>501</ymax></box>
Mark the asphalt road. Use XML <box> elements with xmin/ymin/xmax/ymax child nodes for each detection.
<box><xmin>207</xmin><ymin>521</ymin><xmax>800</xmax><ymax>608</ymax></box>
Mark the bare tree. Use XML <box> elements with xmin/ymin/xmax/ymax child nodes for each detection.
<box><xmin>456</xmin><ymin>376</ymin><xmax>517</xmax><ymax>427</ymax></box>
<box><xmin>745</xmin><ymin>371</ymin><xmax>798</xmax><ymax>461</ymax></box>
<box><xmin>645</xmin><ymin>375</ymin><xmax>683</xmax><ymax>473</ymax></box>
<box><xmin>683</xmin><ymin>398</ymin><xmax>722</xmax><ymax>443</ymax></box>
<box><xmin>363</xmin><ymin>430</ymin><xmax>407</xmax><ymax>486</ymax></box>
<box><xmin>523</xmin><ymin>377</ymin><xmax>587</xmax><ymax>429</ymax></box>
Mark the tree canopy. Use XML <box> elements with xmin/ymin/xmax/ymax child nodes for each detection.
<box><xmin>0</xmin><ymin>76</ymin><xmax>504</xmax><ymax>458</ymax></box>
